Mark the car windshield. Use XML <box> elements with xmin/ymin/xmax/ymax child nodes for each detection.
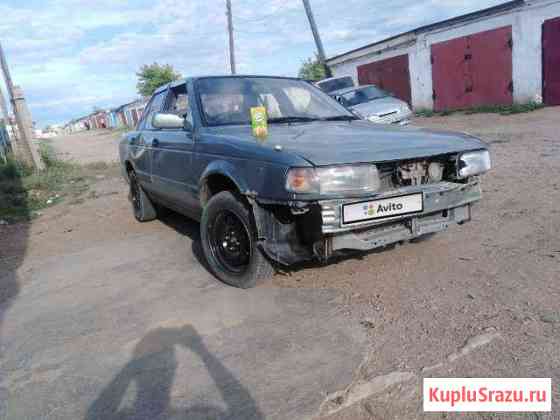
<box><xmin>316</xmin><ymin>76</ymin><xmax>354</xmax><ymax>93</ymax></box>
<box><xmin>341</xmin><ymin>86</ymin><xmax>391</xmax><ymax>107</ymax></box>
<box><xmin>197</xmin><ymin>77</ymin><xmax>354</xmax><ymax>126</ymax></box>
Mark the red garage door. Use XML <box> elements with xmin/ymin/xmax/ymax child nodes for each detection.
<box><xmin>543</xmin><ymin>17</ymin><xmax>560</xmax><ymax>105</ymax></box>
<box><xmin>431</xmin><ymin>26</ymin><xmax>513</xmax><ymax>111</ymax></box>
<box><xmin>357</xmin><ymin>54</ymin><xmax>411</xmax><ymax>105</ymax></box>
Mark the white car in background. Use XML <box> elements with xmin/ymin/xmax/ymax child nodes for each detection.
<box><xmin>315</xmin><ymin>76</ymin><xmax>355</xmax><ymax>93</ymax></box>
<box><xmin>331</xmin><ymin>85</ymin><xmax>413</xmax><ymax>125</ymax></box>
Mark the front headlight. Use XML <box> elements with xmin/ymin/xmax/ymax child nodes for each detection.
<box><xmin>458</xmin><ymin>150</ymin><xmax>491</xmax><ymax>178</ymax></box>
<box><xmin>286</xmin><ymin>164</ymin><xmax>380</xmax><ymax>194</ymax></box>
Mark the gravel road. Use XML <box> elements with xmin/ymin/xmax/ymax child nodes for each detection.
<box><xmin>49</xmin><ymin>128</ymin><xmax>122</xmax><ymax>164</ymax></box>
<box><xmin>1</xmin><ymin>107</ymin><xmax>559</xmax><ymax>419</ymax></box>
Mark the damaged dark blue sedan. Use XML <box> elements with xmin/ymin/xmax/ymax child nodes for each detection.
<box><xmin>119</xmin><ymin>76</ymin><xmax>491</xmax><ymax>288</ymax></box>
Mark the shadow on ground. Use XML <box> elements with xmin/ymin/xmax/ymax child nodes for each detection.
<box><xmin>157</xmin><ymin>208</ymin><xmax>407</xmax><ymax>279</ymax></box>
<box><xmin>157</xmin><ymin>210</ymin><xmax>211</xmax><ymax>273</ymax></box>
<box><xmin>0</xmin><ymin>160</ymin><xmax>28</xmax><ymax>416</ymax></box>
<box><xmin>85</xmin><ymin>325</ymin><xmax>263</xmax><ymax>420</ymax></box>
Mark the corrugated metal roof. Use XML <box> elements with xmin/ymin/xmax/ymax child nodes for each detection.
<box><xmin>326</xmin><ymin>0</ymin><xmax>525</xmax><ymax>63</ymax></box>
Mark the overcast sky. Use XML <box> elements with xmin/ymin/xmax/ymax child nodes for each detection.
<box><xmin>0</xmin><ymin>0</ymin><xmax>506</xmax><ymax>127</ymax></box>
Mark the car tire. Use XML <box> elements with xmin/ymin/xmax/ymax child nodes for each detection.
<box><xmin>201</xmin><ymin>191</ymin><xmax>274</xmax><ymax>289</ymax></box>
<box><xmin>129</xmin><ymin>170</ymin><xmax>157</xmax><ymax>222</ymax></box>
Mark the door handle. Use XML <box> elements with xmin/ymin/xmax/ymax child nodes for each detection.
<box><xmin>152</xmin><ymin>139</ymin><xmax>159</xmax><ymax>147</ymax></box>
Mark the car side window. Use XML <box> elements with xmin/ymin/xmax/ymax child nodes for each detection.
<box><xmin>142</xmin><ymin>90</ymin><xmax>168</xmax><ymax>130</ymax></box>
<box><xmin>164</xmin><ymin>83</ymin><xmax>193</xmax><ymax>129</ymax></box>
<box><xmin>136</xmin><ymin>98</ymin><xmax>154</xmax><ymax>130</ymax></box>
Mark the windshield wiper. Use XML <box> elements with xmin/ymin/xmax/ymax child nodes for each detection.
<box><xmin>320</xmin><ymin>115</ymin><xmax>359</xmax><ymax>121</ymax></box>
<box><xmin>268</xmin><ymin>116</ymin><xmax>320</xmax><ymax>124</ymax></box>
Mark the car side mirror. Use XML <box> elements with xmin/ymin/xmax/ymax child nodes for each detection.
<box><xmin>152</xmin><ymin>113</ymin><xmax>185</xmax><ymax>130</ymax></box>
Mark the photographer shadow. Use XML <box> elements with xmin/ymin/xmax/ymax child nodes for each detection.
<box><xmin>85</xmin><ymin>325</ymin><xmax>263</xmax><ymax>420</ymax></box>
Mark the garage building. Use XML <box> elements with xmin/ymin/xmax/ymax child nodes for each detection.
<box><xmin>326</xmin><ymin>0</ymin><xmax>560</xmax><ymax>111</ymax></box>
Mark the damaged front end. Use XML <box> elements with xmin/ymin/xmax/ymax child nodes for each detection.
<box><xmin>249</xmin><ymin>199</ymin><xmax>323</xmax><ymax>266</ymax></box>
<box><xmin>249</xmin><ymin>160</ymin><xmax>484</xmax><ymax>266</ymax></box>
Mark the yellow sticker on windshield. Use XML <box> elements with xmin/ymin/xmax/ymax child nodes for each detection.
<box><xmin>250</xmin><ymin>107</ymin><xmax>268</xmax><ymax>139</ymax></box>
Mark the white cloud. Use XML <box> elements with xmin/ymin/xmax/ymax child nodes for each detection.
<box><xmin>0</xmin><ymin>0</ymin><xmax>507</xmax><ymax>126</ymax></box>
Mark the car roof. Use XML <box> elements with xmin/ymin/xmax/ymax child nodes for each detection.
<box><xmin>153</xmin><ymin>75</ymin><xmax>307</xmax><ymax>95</ymax></box>
<box><xmin>329</xmin><ymin>85</ymin><xmax>377</xmax><ymax>96</ymax></box>
<box><xmin>316</xmin><ymin>76</ymin><xmax>353</xmax><ymax>85</ymax></box>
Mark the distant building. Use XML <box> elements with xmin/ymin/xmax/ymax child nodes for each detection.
<box><xmin>89</xmin><ymin>110</ymin><xmax>108</xmax><ymax>130</ymax></box>
<box><xmin>121</xmin><ymin>99</ymin><xmax>147</xmax><ymax>128</ymax></box>
<box><xmin>326</xmin><ymin>0</ymin><xmax>560</xmax><ymax>110</ymax></box>
<box><xmin>64</xmin><ymin>97</ymin><xmax>148</xmax><ymax>134</ymax></box>
<box><xmin>65</xmin><ymin>115</ymin><xmax>90</xmax><ymax>133</ymax></box>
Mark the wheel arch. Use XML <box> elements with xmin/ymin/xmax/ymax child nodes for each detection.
<box><xmin>199</xmin><ymin>161</ymin><xmax>249</xmax><ymax>207</ymax></box>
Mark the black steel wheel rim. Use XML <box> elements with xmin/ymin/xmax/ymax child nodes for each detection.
<box><xmin>208</xmin><ymin>210</ymin><xmax>252</xmax><ymax>276</ymax></box>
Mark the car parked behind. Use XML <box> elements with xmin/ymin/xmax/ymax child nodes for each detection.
<box><xmin>315</xmin><ymin>76</ymin><xmax>355</xmax><ymax>93</ymax></box>
<box><xmin>331</xmin><ymin>85</ymin><xmax>413</xmax><ymax>125</ymax></box>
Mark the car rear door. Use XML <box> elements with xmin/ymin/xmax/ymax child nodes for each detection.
<box><xmin>150</xmin><ymin>82</ymin><xmax>198</xmax><ymax>214</ymax></box>
<box><xmin>131</xmin><ymin>90</ymin><xmax>168</xmax><ymax>190</ymax></box>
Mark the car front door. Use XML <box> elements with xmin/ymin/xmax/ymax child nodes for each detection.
<box><xmin>150</xmin><ymin>82</ymin><xmax>198</xmax><ymax>215</ymax></box>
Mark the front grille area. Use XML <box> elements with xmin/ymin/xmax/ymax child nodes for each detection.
<box><xmin>318</xmin><ymin>155</ymin><xmax>465</xmax><ymax>233</ymax></box>
<box><xmin>370</xmin><ymin>110</ymin><xmax>404</xmax><ymax>124</ymax></box>
<box><xmin>369</xmin><ymin>107</ymin><xmax>413</xmax><ymax>124</ymax></box>
<box><xmin>377</xmin><ymin>155</ymin><xmax>457</xmax><ymax>190</ymax></box>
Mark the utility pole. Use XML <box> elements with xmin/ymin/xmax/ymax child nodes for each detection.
<box><xmin>226</xmin><ymin>0</ymin><xmax>236</xmax><ymax>75</ymax></box>
<box><xmin>301</xmin><ymin>0</ymin><xmax>332</xmax><ymax>78</ymax></box>
<box><xmin>0</xmin><ymin>85</ymin><xmax>17</xmax><ymax>155</ymax></box>
<box><xmin>0</xmin><ymin>86</ymin><xmax>9</xmax><ymax>124</ymax></box>
<box><xmin>0</xmin><ymin>41</ymin><xmax>42</xmax><ymax>169</ymax></box>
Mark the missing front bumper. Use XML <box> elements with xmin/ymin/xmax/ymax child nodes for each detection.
<box><xmin>321</xmin><ymin>180</ymin><xmax>481</xmax><ymax>234</ymax></box>
<box><xmin>251</xmin><ymin>180</ymin><xmax>481</xmax><ymax>265</ymax></box>
<box><xmin>328</xmin><ymin>204</ymin><xmax>471</xmax><ymax>253</ymax></box>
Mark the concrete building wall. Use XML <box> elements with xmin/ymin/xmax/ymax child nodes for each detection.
<box><xmin>328</xmin><ymin>0</ymin><xmax>560</xmax><ymax>110</ymax></box>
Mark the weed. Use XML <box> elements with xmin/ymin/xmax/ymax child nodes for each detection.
<box><xmin>463</xmin><ymin>103</ymin><xmax>545</xmax><ymax>115</ymax></box>
<box><xmin>84</xmin><ymin>161</ymin><xmax>110</xmax><ymax>171</ymax></box>
<box><xmin>0</xmin><ymin>151</ymin><xmax>118</xmax><ymax>222</ymax></box>
<box><xmin>0</xmin><ymin>157</ymin><xmax>33</xmax><ymax>180</ymax></box>
<box><xmin>415</xmin><ymin>109</ymin><xmax>435</xmax><ymax>118</ymax></box>
<box><xmin>416</xmin><ymin>102</ymin><xmax>545</xmax><ymax>118</ymax></box>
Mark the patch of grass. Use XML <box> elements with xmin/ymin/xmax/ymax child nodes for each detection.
<box><xmin>0</xmin><ymin>154</ymin><xmax>81</xmax><ymax>222</ymax></box>
<box><xmin>415</xmin><ymin>108</ymin><xmax>435</xmax><ymax>118</ymax></box>
<box><xmin>84</xmin><ymin>161</ymin><xmax>111</xmax><ymax>171</ymax></box>
<box><xmin>0</xmin><ymin>147</ymin><xmax>120</xmax><ymax>223</ymax></box>
<box><xmin>415</xmin><ymin>102</ymin><xmax>545</xmax><ymax>118</ymax></box>
<box><xmin>0</xmin><ymin>157</ymin><xmax>33</xmax><ymax>180</ymax></box>
<box><xmin>464</xmin><ymin>102</ymin><xmax>545</xmax><ymax>115</ymax></box>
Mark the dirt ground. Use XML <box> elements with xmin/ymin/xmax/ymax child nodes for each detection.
<box><xmin>48</xmin><ymin>128</ymin><xmax>123</xmax><ymax>164</ymax></box>
<box><xmin>1</xmin><ymin>107</ymin><xmax>559</xmax><ymax>419</ymax></box>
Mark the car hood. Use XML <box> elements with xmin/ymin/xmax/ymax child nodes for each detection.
<box><xmin>350</xmin><ymin>97</ymin><xmax>409</xmax><ymax>116</ymax></box>
<box><xmin>206</xmin><ymin>121</ymin><xmax>487</xmax><ymax>166</ymax></box>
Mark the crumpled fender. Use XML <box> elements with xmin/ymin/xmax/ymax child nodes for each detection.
<box><xmin>199</xmin><ymin>160</ymin><xmax>251</xmax><ymax>196</ymax></box>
